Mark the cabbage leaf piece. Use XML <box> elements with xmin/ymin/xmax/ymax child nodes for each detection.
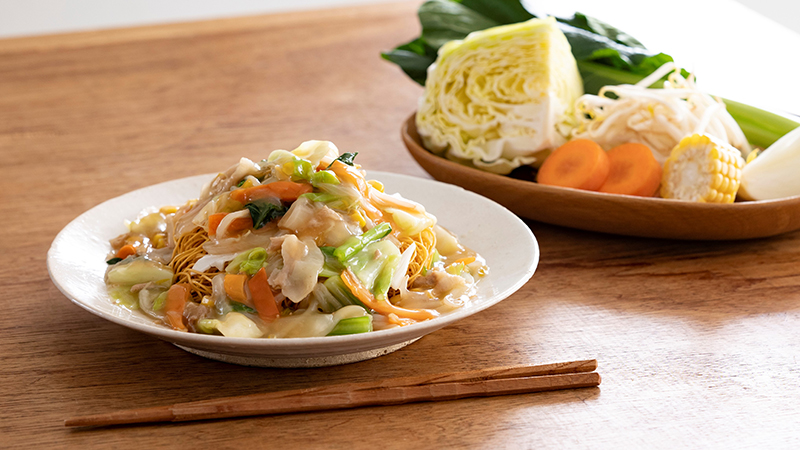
<box><xmin>416</xmin><ymin>17</ymin><xmax>583</xmax><ymax>174</ymax></box>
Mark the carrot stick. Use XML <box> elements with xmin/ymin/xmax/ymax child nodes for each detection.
<box><xmin>207</xmin><ymin>213</ymin><xmax>227</xmax><ymax>236</ymax></box>
<box><xmin>247</xmin><ymin>268</ymin><xmax>279</xmax><ymax>321</ymax></box>
<box><xmin>598</xmin><ymin>143</ymin><xmax>662</xmax><ymax>197</ymax></box>
<box><xmin>229</xmin><ymin>181</ymin><xmax>312</xmax><ymax>204</ymax></box>
<box><xmin>223</xmin><ymin>274</ymin><xmax>250</xmax><ymax>305</ymax></box>
<box><xmin>116</xmin><ymin>244</ymin><xmax>137</xmax><ymax>259</ymax></box>
<box><xmin>537</xmin><ymin>139</ymin><xmax>610</xmax><ymax>191</ymax></box>
<box><xmin>340</xmin><ymin>268</ymin><xmax>438</xmax><ymax>322</ymax></box>
<box><xmin>165</xmin><ymin>284</ymin><xmax>189</xmax><ymax>331</ymax></box>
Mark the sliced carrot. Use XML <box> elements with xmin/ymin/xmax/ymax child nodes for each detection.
<box><xmin>116</xmin><ymin>244</ymin><xmax>137</xmax><ymax>259</ymax></box>
<box><xmin>599</xmin><ymin>143</ymin><xmax>662</xmax><ymax>197</ymax></box>
<box><xmin>537</xmin><ymin>139</ymin><xmax>610</xmax><ymax>191</ymax></box>
<box><xmin>229</xmin><ymin>181</ymin><xmax>312</xmax><ymax>204</ymax></box>
<box><xmin>165</xmin><ymin>283</ymin><xmax>189</xmax><ymax>331</ymax></box>
<box><xmin>207</xmin><ymin>213</ymin><xmax>227</xmax><ymax>236</ymax></box>
<box><xmin>225</xmin><ymin>216</ymin><xmax>254</xmax><ymax>236</ymax></box>
<box><xmin>340</xmin><ymin>268</ymin><xmax>438</xmax><ymax>322</ymax></box>
<box><xmin>224</xmin><ymin>273</ymin><xmax>250</xmax><ymax>304</ymax></box>
<box><xmin>248</xmin><ymin>268</ymin><xmax>279</xmax><ymax>321</ymax></box>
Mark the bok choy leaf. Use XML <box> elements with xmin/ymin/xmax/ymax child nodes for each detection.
<box><xmin>382</xmin><ymin>0</ymin><xmax>682</xmax><ymax>94</ymax></box>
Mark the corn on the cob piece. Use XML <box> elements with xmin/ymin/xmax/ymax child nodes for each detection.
<box><xmin>660</xmin><ymin>134</ymin><xmax>745</xmax><ymax>203</ymax></box>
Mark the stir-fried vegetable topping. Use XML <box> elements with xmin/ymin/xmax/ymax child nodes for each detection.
<box><xmin>104</xmin><ymin>141</ymin><xmax>486</xmax><ymax>338</ymax></box>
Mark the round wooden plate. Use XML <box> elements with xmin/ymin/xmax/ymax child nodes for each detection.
<box><xmin>402</xmin><ymin>113</ymin><xmax>800</xmax><ymax>240</ymax></box>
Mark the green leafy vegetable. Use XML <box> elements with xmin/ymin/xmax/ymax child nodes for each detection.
<box><xmin>343</xmin><ymin>240</ymin><xmax>401</xmax><ymax>295</ymax></box>
<box><xmin>381</xmin><ymin>0</ymin><xmax>682</xmax><ymax>94</ymax></box>
<box><xmin>310</xmin><ymin>169</ymin><xmax>340</xmax><ymax>187</ymax></box>
<box><xmin>324</xmin><ymin>275</ymin><xmax>366</xmax><ymax>310</ymax></box>
<box><xmin>108</xmin><ymin>286</ymin><xmax>139</xmax><ymax>310</ymax></box>
<box><xmin>240</xmin><ymin>248</ymin><xmax>268</xmax><ymax>276</ymax></box>
<box><xmin>327</xmin><ymin>316</ymin><xmax>372</xmax><ymax>336</ymax></box>
<box><xmin>245</xmin><ymin>201</ymin><xmax>288</xmax><ymax>229</ymax></box>
<box><xmin>226</xmin><ymin>247</ymin><xmax>268</xmax><ymax>275</ymax></box>
<box><xmin>326</xmin><ymin>152</ymin><xmax>359</xmax><ymax>169</ymax></box>
<box><xmin>373</xmin><ymin>254</ymin><xmax>400</xmax><ymax>301</ymax></box>
<box><xmin>230</xmin><ymin>302</ymin><xmax>257</xmax><ymax>314</ymax></box>
<box><xmin>319</xmin><ymin>246</ymin><xmax>345</xmax><ymax>278</ymax></box>
<box><xmin>106</xmin><ymin>257</ymin><xmax>123</xmax><ymax>265</ymax></box>
<box><xmin>288</xmin><ymin>157</ymin><xmax>313</xmax><ymax>181</ymax></box>
<box><xmin>333</xmin><ymin>222</ymin><xmax>393</xmax><ymax>262</ymax></box>
<box><xmin>106</xmin><ymin>258</ymin><xmax>173</xmax><ymax>286</ymax></box>
<box><xmin>152</xmin><ymin>291</ymin><xmax>168</xmax><ymax>312</ymax></box>
<box><xmin>196</xmin><ymin>318</ymin><xmax>218</xmax><ymax>334</ymax></box>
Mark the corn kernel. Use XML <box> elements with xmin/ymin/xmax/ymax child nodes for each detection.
<box><xmin>152</xmin><ymin>233</ymin><xmax>167</xmax><ymax>249</ymax></box>
<box><xmin>367</xmin><ymin>180</ymin><xmax>384</xmax><ymax>192</ymax></box>
<box><xmin>351</xmin><ymin>210</ymin><xmax>367</xmax><ymax>228</ymax></box>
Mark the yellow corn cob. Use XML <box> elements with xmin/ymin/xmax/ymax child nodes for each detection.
<box><xmin>660</xmin><ymin>134</ymin><xmax>745</xmax><ymax>203</ymax></box>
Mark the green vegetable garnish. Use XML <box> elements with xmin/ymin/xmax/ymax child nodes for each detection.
<box><xmin>300</xmin><ymin>193</ymin><xmax>340</xmax><ymax>203</ymax></box>
<box><xmin>310</xmin><ymin>170</ymin><xmax>340</xmax><ymax>186</ymax></box>
<box><xmin>106</xmin><ymin>257</ymin><xmax>123</xmax><ymax>265</ymax></box>
<box><xmin>326</xmin><ymin>152</ymin><xmax>359</xmax><ymax>169</ymax></box>
<box><xmin>226</xmin><ymin>247</ymin><xmax>268</xmax><ymax>275</ymax></box>
<box><xmin>373</xmin><ymin>254</ymin><xmax>400</xmax><ymax>301</ymax></box>
<box><xmin>152</xmin><ymin>291</ymin><xmax>168</xmax><ymax>311</ymax></box>
<box><xmin>196</xmin><ymin>318</ymin><xmax>218</xmax><ymax>334</ymax></box>
<box><xmin>319</xmin><ymin>246</ymin><xmax>345</xmax><ymax>278</ymax></box>
<box><xmin>333</xmin><ymin>222</ymin><xmax>392</xmax><ymax>262</ymax></box>
<box><xmin>288</xmin><ymin>157</ymin><xmax>314</xmax><ymax>181</ymax></box>
<box><xmin>327</xmin><ymin>316</ymin><xmax>372</xmax><ymax>336</ymax></box>
<box><xmin>324</xmin><ymin>275</ymin><xmax>366</xmax><ymax>310</ymax></box>
<box><xmin>244</xmin><ymin>201</ymin><xmax>288</xmax><ymax>229</ymax></box>
<box><xmin>108</xmin><ymin>286</ymin><xmax>139</xmax><ymax>310</ymax></box>
<box><xmin>230</xmin><ymin>302</ymin><xmax>257</xmax><ymax>314</ymax></box>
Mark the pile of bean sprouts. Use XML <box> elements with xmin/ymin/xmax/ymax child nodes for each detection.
<box><xmin>571</xmin><ymin>63</ymin><xmax>751</xmax><ymax>163</ymax></box>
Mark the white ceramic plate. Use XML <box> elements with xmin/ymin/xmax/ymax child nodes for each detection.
<box><xmin>47</xmin><ymin>172</ymin><xmax>539</xmax><ymax>367</ymax></box>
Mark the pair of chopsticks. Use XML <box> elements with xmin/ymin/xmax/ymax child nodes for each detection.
<box><xmin>65</xmin><ymin>359</ymin><xmax>600</xmax><ymax>428</ymax></box>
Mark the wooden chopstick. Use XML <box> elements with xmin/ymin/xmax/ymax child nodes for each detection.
<box><xmin>65</xmin><ymin>359</ymin><xmax>599</xmax><ymax>428</ymax></box>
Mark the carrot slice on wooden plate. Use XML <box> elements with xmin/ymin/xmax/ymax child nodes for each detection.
<box><xmin>537</xmin><ymin>139</ymin><xmax>610</xmax><ymax>191</ymax></box>
<box><xmin>599</xmin><ymin>143</ymin><xmax>662</xmax><ymax>197</ymax></box>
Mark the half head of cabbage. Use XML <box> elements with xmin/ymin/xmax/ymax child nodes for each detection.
<box><xmin>416</xmin><ymin>17</ymin><xmax>583</xmax><ymax>174</ymax></box>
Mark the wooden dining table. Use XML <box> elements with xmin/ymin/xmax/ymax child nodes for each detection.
<box><xmin>3</xmin><ymin>1</ymin><xmax>800</xmax><ymax>447</ymax></box>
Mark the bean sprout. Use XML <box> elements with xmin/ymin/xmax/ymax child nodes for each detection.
<box><xmin>571</xmin><ymin>63</ymin><xmax>751</xmax><ymax>163</ymax></box>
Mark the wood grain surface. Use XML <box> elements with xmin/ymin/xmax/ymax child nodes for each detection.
<box><xmin>2</xmin><ymin>1</ymin><xmax>800</xmax><ymax>448</ymax></box>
